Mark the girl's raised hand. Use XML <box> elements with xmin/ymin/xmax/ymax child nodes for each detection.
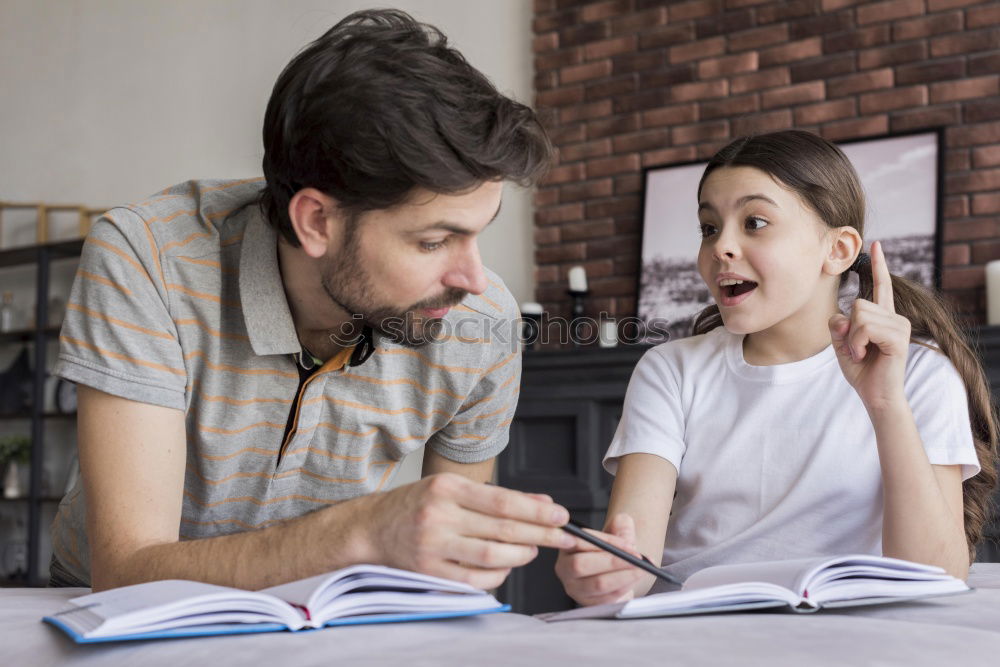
<box><xmin>554</xmin><ymin>513</ymin><xmax>650</xmax><ymax>606</ymax></box>
<box><xmin>827</xmin><ymin>241</ymin><xmax>911</xmax><ymax>413</ymax></box>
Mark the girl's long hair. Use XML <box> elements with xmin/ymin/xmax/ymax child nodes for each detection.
<box><xmin>691</xmin><ymin>130</ymin><xmax>998</xmax><ymax>558</ymax></box>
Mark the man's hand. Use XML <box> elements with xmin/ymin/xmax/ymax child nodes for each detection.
<box><xmin>554</xmin><ymin>513</ymin><xmax>649</xmax><ymax>606</ymax></box>
<box><xmin>360</xmin><ymin>473</ymin><xmax>575</xmax><ymax>590</ymax></box>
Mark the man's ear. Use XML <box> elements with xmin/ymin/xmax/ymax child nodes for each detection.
<box><xmin>824</xmin><ymin>226</ymin><xmax>863</xmax><ymax>276</ymax></box>
<box><xmin>287</xmin><ymin>188</ymin><xmax>342</xmax><ymax>259</ymax></box>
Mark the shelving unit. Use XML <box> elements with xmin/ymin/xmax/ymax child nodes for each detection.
<box><xmin>0</xmin><ymin>237</ymin><xmax>85</xmax><ymax>586</ymax></box>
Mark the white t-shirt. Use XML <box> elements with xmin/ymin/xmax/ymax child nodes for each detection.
<box><xmin>605</xmin><ymin>326</ymin><xmax>980</xmax><ymax>586</ymax></box>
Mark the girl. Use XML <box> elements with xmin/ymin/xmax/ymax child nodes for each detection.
<box><xmin>556</xmin><ymin>130</ymin><xmax>998</xmax><ymax>606</ymax></box>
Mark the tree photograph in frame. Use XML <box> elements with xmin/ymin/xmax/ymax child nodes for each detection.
<box><xmin>637</xmin><ymin>130</ymin><xmax>942</xmax><ymax>342</ymax></box>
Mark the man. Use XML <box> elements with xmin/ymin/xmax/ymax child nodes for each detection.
<box><xmin>49</xmin><ymin>9</ymin><xmax>575</xmax><ymax>591</ymax></box>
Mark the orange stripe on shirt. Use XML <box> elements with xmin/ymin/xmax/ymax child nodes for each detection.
<box><xmin>182</xmin><ymin>351</ymin><xmax>298</xmax><ymax>378</ymax></box>
<box><xmin>78</xmin><ymin>269</ymin><xmax>132</xmax><ymax>295</ymax></box>
<box><xmin>59</xmin><ymin>335</ymin><xmax>186</xmax><ymax>376</ymax></box>
<box><xmin>161</xmin><ymin>231</ymin><xmax>212</xmax><ymax>253</ymax></box>
<box><xmin>165</xmin><ymin>283</ymin><xmax>240</xmax><ymax>308</ymax></box>
<box><xmin>85</xmin><ymin>237</ymin><xmax>151</xmax><ymax>280</ymax></box>
<box><xmin>339</xmin><ymin>372</ymin><xmax>466</xmax><ymax>400</ymax></box>
<box><xmin>305</xmin><ymin>395</ymin><xmax>454</xmax><ymax>421</ymax></box>
<box><xmin>377</xmin><ymin>347</ymin><xmax>481</xmax><ymax>373</ymax></box>
<box><xmin>198</xmin><ymin>421</ymin><xmax>287</xmax><ymax>435</ymax></box>
<box><xmin>175</xmin><ymin>256</ymin><xmax>237</xmax><ymax>273</ymax></box>
<box><xmin>183</xmin><ymin>489</ymin><xmax>337</xmax><ymax>508</ymax></box>
<box><xmin>67</xmin><ymin>302</ymin><xmax>175</xmax><ymax>341</ymax></box>
<box><xmin>173</xmin><ymin>318</ymin><xmax>250</xmax><ymax>341</ymax></box>
<box><xmin>220</xmin><ymin>234</ymin><xmax>244</xmax><ymax>247</ymax></box>
<box><xmin>483</xmin><ymin>350</ymin><xmax>518</xmax><ymax>376</ymax></box>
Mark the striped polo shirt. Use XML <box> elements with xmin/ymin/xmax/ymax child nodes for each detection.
<box><xmin>50</xmin><ymin>178</ymin><xmax>522</xmax><ymax>585</ymax></box>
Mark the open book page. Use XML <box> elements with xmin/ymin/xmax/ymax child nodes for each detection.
<box><xmin>56</xmin><ymin>580</ymin><xmax>304</xmax><ymax>638</ymax></box>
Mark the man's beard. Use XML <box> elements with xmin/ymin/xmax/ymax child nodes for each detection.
<box><xmin>319</xmin><ymin>237</ymin><xmax>467</xmax><ymax>348</ymax></box>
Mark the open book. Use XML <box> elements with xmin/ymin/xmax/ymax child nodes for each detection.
<box><xmin>43</xmin><ymin>564</ymin><xmax>508</xmax><ymax>643</ymax></box>
<box><xmin>541</xmin><ymin>555</ymin><xmax>970</xmax><ymax>621</ymax></box>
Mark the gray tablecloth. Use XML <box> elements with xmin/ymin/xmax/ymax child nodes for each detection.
<box><xmin>2</xmin><ymin>564</ymin><xmax>999</xmax><ymax>666</ymax></box>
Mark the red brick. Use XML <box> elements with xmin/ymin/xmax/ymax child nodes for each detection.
<box><xmin>587</xmin><ymin>114</ymin><xmax>640</xmax><ymax>139</ymax></box>
<box><xmin>638</xmin><ymin>24</ymin><xmax>696</xmax><ymax>50</ymax></box>
<box><xmin>670</xmin><ymin>37</ymin><xmax>726</xmax><ymax>64</ymax></box>
<box><xmin>585</xmin><ymin>75</ymin><xmax>637</xmax><ymax>101</ymax></box>
<box><xmin>543</xmin><ymin>163</ymin><xmax>586</xmax><ymax>185</ymax></box>
<box><xmin>947</xmin><ymin>168</ymin><xmax>1000</xmax><ymax>193</ymax></box>
<box><xmin>694</xmin><ymin>9</ymin><xmax>754</xmax><ymax>38</ymax></box>
<box><xmin>759</xmin><ymin>37</ymin><xmax>823</xmax><ymax>67</ymax></box>
<box><xmin>560</xmin><ymin>60</ymin><xmax>613</xmax><ymax>84</ymax></box>
<box><xmin>696</xmin><ymin>139</ymin><xmax>733</xmax><ymax>159</ymax></box>
<box><xmin>536</xmin><ymin>203</ymin><xmax>584</xmax><ymax>225</ymax></box>
<box><xmin>537</xmin><ymin>86</ymin><xmax>585</xmax><ymax>108</ymax></box>
<box><xmin>757</xmin><ymin>0</ymin><xmax>819</xmax><ymax>24</ymax></box>
<box><xmin>947</xmin><ymin>150</ymin><xmax>971</xmax><ymax>172</ymax></box>
<box><xmin>612</xmin><ymin>50</ymin><xmax>665</xmax><ymax>75</ymax></box>
<box><xmin>731</xmin><ymin>67</ymin><xmax>791</xmax><ymax>94</ymax></box>
<box><xmin>823</xmin><ymin>25</ymin><xmax>891</xmax><ymax>53</ymax></box>
<box><xmin>535</xmin><ymin>187</ymin><xmax>558</xmax><ymax>207</ymax></box>
<box><xmin>928</xmin><ymin>0</ymin><xmax>991</xmax><ymax>9</ymax></box>
<box><xmin>640</xmin><ymin>64</ymin><xmax>697</xmax><ymax>89</ymax></box>
<box><xmin>728</xmin><ymin>24</ymin><xmax>790</xmax><ymax>51</ymax></box>
<box><xmin>821</xmin><ymin>115</ymin><xmax>889</xmax><ymax>141</ymax></box>
<box><xmin>858</xmin><ymin>41</ymin><xmax>928</xmax><ymax>69</ymax></box>
<box><xmin>944</xmin><ymin>194</ymin><xmax>969</xmax><ymax>217</ymax></box>
<box><xmin>895</xmin><ymin>58</ymin><xmax>966</xmax><ymax>85</ymax></box>
<box><xmin>612</xmin><ymin>129</ymin><xmax>673</xmax><ymax>154</ymax></box>
<box><xmin>943</xmin><ymin>219</ymin><xmax>1000</xmax><ymax>242</ymax></box>
<box><xmin>672</xmin><ymin>120</ymin><xmax>729</xmax><ymax>145</ymax></box>
<box><xmin>968</xmin><ymin>5</ymin><xmax>1000</xmax><ymax>28</ymax></box>
<box><xmin>584</xmin><ymin>35</ymin><xmax>638</xmax><ymax>61</ymax></box>
<box><xmin>698</xmin><ymin>52</ymin><xmax>759</xmax><ymax>79</ymax></box>
<box><xmin>795</xmin><ymin>98</ymin><xmax>857</xmax><ymax>125</ymax></box>
<box><xmin>790</xmin><ymin>54</ymin><xmax>856</xmax><ymax>84</ymax></box>
<box><xmin>790</xmin><ymin>12</ymin><xmax>856</xmax><ymax>39</ymax></box>
<box><xmin>972</xmin><ymin>241</ymin><xmax>1000</xmax><ymax>264</ymax></box>
<box><xmin>641</xmin><ymin>104</ymin><xmax>699</xmax><ymax>128</ymax></box>
<box><xmin>559</xmin><ymin>139</ymin><xmax>612</xmax><ymax>163</ymax></box>
<box><xmin>560</xmin><ymin>22</ymin><xmax>608</xmax><ymax>48</ymax></box>
<box><xmin>860</xmin><ymin>85</ymin><xmax>928</xmax><ymax>113</ymax></box>
<box><xmin>536</xmin><ymin>243</ymin><xmax>586</xmax><ymax>264</ymax></box>
<box><xmin>561</xmin><ymin>220</ymin><xmax>616</xmax><ymax>241</ymax></box>
<box><xmin>891</xmin><ymin>11</ymin><xmax>963</xmax><ymax>40</ymax></box>
<box><xmin>948</xmin><ymin>121</ymin><xmax>1000</xmax><ymax>147</ymax></box>
<box><xmin>610</xmin><ymin>7</ymin><xmax>668</xmax><ymax>35</ymax></box>
<box><xmin>972</xmin><ymin>193</ymin><xmax>1000</xmax><ymax>215</ymax></box>
<box><xmin>534</xmin><ymin>264</ymin><xmax>558</xmax><ymax>284</ymax></box>
<box><xmin>585</xmin><ymin>197</ymin><xmax>641</xmax><ymax>219</ymax></box>
<box><xmin>586</xmin><ymin>275</ymin><xmax>639</xmax><ymax>296</ymax></box>
<box><xmin>822</xmin><ymin>0</ymin><xmax>867</xmax><ymax>9</ymax></box>
<box><xmin>642</xmin><ymin>145</ymin><xmax>698</xmax><ymax>167</ymax></box>
<box><xmin>701</xmin><ymin>94</ymin><xmax>760</xmax><ymax>120</ymax></box>
<box><xmin>890</xmin><ymin>104</ymin><xmax>962</xmax><ymax>133</ymax></box>
<box><xmin>560</xmin><ymin>100</ymin><xmax>613</xmax><ymax>124</ymax></box>
<box><xmin>615</xmin><ymin>90</ymin><xmax>674</xmax><ymax>114</ymax></box>
<box><xmin>587</xmin><ymin>154</ymin><xmax>640</xmax><ymax>178</ymax></box>
<box><xmin>548</xmin><ymin>123</ymin><xmax>586</xmax><ymax>145</ymax></box>
<box><xmin>614</xmin><ymin>173</ymin><xmax>644</xmax><ymax>194</ymax></box>
<box><xmin>731</xmin><ymin>109</ymin><xmax>794</xmax><ymax>136</ymax></box>
<box><xmin>557</xmin><ymin>260</ymin><xmax>615</xmax><ymax>284</ymax></box>
<box><xmin>831</xmin><ymin>70</ymin><xmax>896</xmax><ymax>101</ymax></box>
<box><xmin>972</xmin><ymin>144</ymin><xmax>1000</xmax><ymax>168</ymax></box>
<box><xmin>761</xmin><ymin>81</ymin><xmax>826</xmax><ymax>109</ymax></box>
<box><xmin>857</xmin><ymin>0</ymin><xmax>925</xmax><ymax>25</ymax></box>
<box><xmin>580</xmin><ymin>0</ymin><xmax>633</xmax><ymax>23</ymax></box>
<box><xmin>941</xmin><ymin>266</ymin><xmax>985</xmax><ymax>290</ymax></box>
<box><xmin>725</xmin><ymin>0</ymin><xmax>773</xmax><ymax>7</ymax></box>
<box><xmin>535</xmin><ymin>0</ymin><xmax>556</xmax><ymax>13</ymax></box>
<box><xmin>560</xmin><ymin>178</ymin><xmax>614</xmax><ymax>202</ymax></box>
<box><xmin>969</xmin><ymin>53</ymin><xmax>1000</xmax><ymax>76</ymax></box>
<box><xmin>533</xmin><ymin>9</ymin><xmax>576</xmax><ymax>34</ymax></box>
<box><xmin>931</xmin><ymin>75</ymin><xmax>1000</xmax><ymax>104</ymax></box>
<box><xmin>534</xmin><ymin>225</ymin><xmax>560</xmax><ymax>246</ymax></box>
<box><xmin>535</xmin><ymin>48</ymin><xmax>584</xmax><ymax>72</ymax></box>
<box><xmin>536</xmin><ymin>70</ymin><xmax>558</xmax><ymax>91</ymax></box>
<box><xmin>534</xmin><ymin>32</ymin><xmax>559</xmax><ymax>54</ymax></box>
<box><xmin>930</xmin><ymin>29</ymin><xmax>1000</xmax><ymax>58</ymax></box>
<box><xmin>668</xmin><ymin>0</ymin><xmax>725</xmax><ymax>21</ymax></box>
<box><xmin>966</xmin><ymin>99</ymin><xmax>1000</xmax><ymax>124</ymax></box>
<box><xmin>669</xmin><ymin>79</ymin><xmax>729</xmax><ymax>103</ymax></box>
<box><xmin>943</xmin><ymin>244</ymin><xmax>971</xmax><ymax>266</ymax></box>
<box><xmin>586</xmin><ymin>238</ymin><xmax>640</xmax><ymax>262</ymax></box>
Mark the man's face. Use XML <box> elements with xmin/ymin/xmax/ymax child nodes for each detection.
<box><xmin>321</xmin><ymin>181</ymin><xmax>501</xmax><ymax>347</ymax></box>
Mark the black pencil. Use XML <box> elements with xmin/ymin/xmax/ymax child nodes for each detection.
<box><xmin>562</xmin><ymin>519</ymin><xmax>684</xmax><ymax>587</ymax></box>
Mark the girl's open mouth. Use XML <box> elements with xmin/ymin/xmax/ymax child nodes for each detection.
<box><xmin>719</xmin><ymin>279</ymin><xmax>757</xmax><ymax>306</ymax></box>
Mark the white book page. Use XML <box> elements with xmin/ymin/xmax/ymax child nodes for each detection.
<box><xmin>681</xmin><ymin>557</ymin><xmax>836</xmax><ymax>596</ymax></box>
<box><xmin>622</xmin><ymin>582</ymin><xmax>802</xmax><ymax>617</ymax></box>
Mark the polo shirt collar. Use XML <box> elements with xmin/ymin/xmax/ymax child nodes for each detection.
<box><xmin>239</xmin><ymin>206</ymin><xmax>302</xmax><ymax>356</ymax></box>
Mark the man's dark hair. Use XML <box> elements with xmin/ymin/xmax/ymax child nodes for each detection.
<box><xmin>260</xmin><ymin>8</ymin><xmax>552</xmax><ymax>245</ymax></box>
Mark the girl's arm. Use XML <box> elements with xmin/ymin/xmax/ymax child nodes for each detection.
<box><xmin>829</xmin><ymin>241</ymin><xmax>968</xmax><ymax>577</ymax></box>
<box><xmin>555</xmin><ymin>453</ymin><xmax>676</xmax><ymax>605</ymax></box>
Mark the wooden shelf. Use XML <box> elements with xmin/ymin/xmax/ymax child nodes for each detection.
<box><xmin>0</xmin><ymin>326</ymin><xmax>61</xmax><ymax>344</ymax></box>
<box><xmin>0</xmin><ymin>238</ymin><xmax>84</xmax><ymax>269</ymax></box>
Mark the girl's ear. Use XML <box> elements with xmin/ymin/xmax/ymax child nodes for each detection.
<box><xmin>287</xmin><ymin>188</ymin><xmax>343</xmax><ymax>259</ymax></box>
<box><xmin>824</xmin><ymin>226</ymin><xmax>863</xmax><ymax>276</ymax></box>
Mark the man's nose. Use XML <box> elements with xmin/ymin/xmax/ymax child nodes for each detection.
<box><xmin>443</xmin><ymin>241</ymin><xmax>488</xmax><ymax>295</ymax></box>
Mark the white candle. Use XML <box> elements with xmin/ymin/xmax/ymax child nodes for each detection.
<box><xmin>987</xmin><ymin>261</ymin><xmax>1000</xmax><ymax>325</ymax></box>
<box><xmin>568</xmin><ymin>266</ymin><xmax>588</xmax><ymax>292</ymax></box>
<box><xmin>599</xmin><ymin>319</ymin><xmax>618</xmax><ymax>348</ymax></box>
<box><xmin>520</xmin><ymin>301</ymin><xmax>543</xmax><ymax>316</ymax></box>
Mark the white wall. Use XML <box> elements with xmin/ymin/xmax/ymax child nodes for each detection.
<box><xmin>0</xmin><ymin>0</ymin><xmax>536</xmax><ymax>303</ymax></box>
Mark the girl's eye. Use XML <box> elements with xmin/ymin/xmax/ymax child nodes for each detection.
<box><xmin>420</xmin><ymin>239</ymin><xmax>447</xmax><ymax>252</ymax></box>
<box><xmin>699</xmin><ymin>223</ymin><xmax>717</xmax><ymax>239</ymax></box>
<box><xmin>745</xmin><ymin>216</ymin><xmax>768</xmax><ymax>231</ymax></box>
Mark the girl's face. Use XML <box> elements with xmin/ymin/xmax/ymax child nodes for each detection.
<box><xmin>696</xmin><ymin>166</ymin><xmax>836</xmax><ymax>337</ymax></box>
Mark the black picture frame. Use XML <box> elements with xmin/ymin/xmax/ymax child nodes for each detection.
<box><xmin>636</xmin><ymin>128</ymin><xmax>944</xmax><ymax>342</ymax></box>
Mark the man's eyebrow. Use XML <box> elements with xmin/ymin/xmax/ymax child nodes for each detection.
<box><xmin>698</xmin><ymin>193</ymin><xmax>778</xmax><ymax>212</ymax></box>
<box><xmin>418</xmin><ymin>200</ymin><xmax>503</xmax><ymax>235</ymax></box>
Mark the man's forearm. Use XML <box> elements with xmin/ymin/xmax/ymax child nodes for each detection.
<box><xmin>95</xmin><ymin>494</ymin><xmax>375</xmax><ymax>591</ymax></box>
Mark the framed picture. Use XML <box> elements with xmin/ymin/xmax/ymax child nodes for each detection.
<box><xmin>636</xmin><ymin>129</ymin><xmax>943</xmax><ymax>342</ymax></box>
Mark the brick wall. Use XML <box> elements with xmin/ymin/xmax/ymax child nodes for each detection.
<box><xmin>532</xmin><ymin>0</ymin><xmax>1000</xmax><ymax>324</ymax></box>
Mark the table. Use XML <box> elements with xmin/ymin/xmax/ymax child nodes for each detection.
<box><xmin>3</xmin><ymin>564</ymin><xmax>999</xmax><ymax>666</ymax></box>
